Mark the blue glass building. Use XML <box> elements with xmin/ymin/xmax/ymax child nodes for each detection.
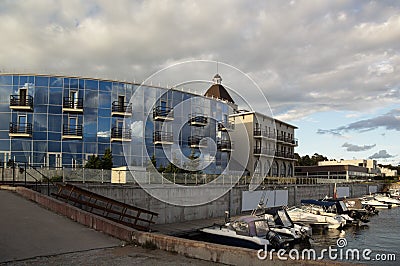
<box><xmin>0</xmin><ymin>73</ymin><xmax>234</xmax><ymax>173</ymax></box>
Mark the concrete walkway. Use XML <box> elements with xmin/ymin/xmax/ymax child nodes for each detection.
<box><xmin>0</xmin><ymin>189</ymin><xmax>120</xmax><ymax>263</ymax></box>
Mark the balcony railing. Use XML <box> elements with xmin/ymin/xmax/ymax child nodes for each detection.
<box><xmin>111</xmin><ymin>127</ymin><xmax>131</xmax><ymax>141</ymax></box>
<box><xmin>253</xmin><ymin>129</ymin><xmax>276</xmax><ymax>139</ymax></box>
<box><xmin>9</xmin><ymin>122</ymin><xmax>32</xmax><ymax>137</ymax></box>
<box><xmin>254</xmin><ymin>130</ymin><xmax>298</xmax><ymax>146</ymax></box>
<box><xmin>63</xmin><ymin>97</ymin><xmax>83</xmax><ymax>112</ymax></box>
<box><xmin>153</xmin><ymin>131</ymin><xmax>173</xmax><ymax>145</ymax></box>
<box><xmin>188</xmin><ymin>135</ymin><xmax>207</xmax><ymax>147</ymax></box>
<box><xmin>217</xmin><ymin>140</ymin><xmax>233</xmax><ymax>152</ymax></box>
<box><xmin>112</xmin><ymin>101</ymin><xmax>132</xmax><ymax>116</ymax></box>
<box><xmin>63</xmin><ymin>124</ymin><xmax>83</xmax><ymax>139</ymax></box>
<box><xmin>189</xmin><ymin>113</ymin><xmax>207</xmax><ymax>127</ymax></box>
<box><xmin>253</xmin><ymin>147</ymin><xmax>275</xmax><ymax>156</ymax></box>
<box><xmin>275</xmin><ymin>151</ymin><xmax>295</xmax><ymax>159</ymax></box>
<box><xmin>10</xmin><ymin>95</ymin><xmax>34</xmax><ymax>110</ymax></box>
<box><xmin>218</xmin><ymin>121</ymin><xmax>234</xmax><ymax>131</ymax></box>
<box><xmin>153</xmin><ymin>106</ymin><xmax>174</xmax><ymax>121</ymax></box>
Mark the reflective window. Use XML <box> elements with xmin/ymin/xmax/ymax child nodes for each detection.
<box><xmin>0</xmin><ymin>75</ymin><xmax>13</xmax><ymax>85</ymax></box>
<box><xmin>35</xmin><ymin>76</ymin><xmax>49</xmax><ymax>87</ymax></box>
<box><xmin>34</xmin><ymin>86</ymin><xmax>48</xmax><ymax>105</ymax></box>
<box><xmin>49</xmin><ymin>87</ymin><xmax>62</xmax><ymax>105</ymax></box>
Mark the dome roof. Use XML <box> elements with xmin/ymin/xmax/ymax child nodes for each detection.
<box><xmin>204</xmin><ymin>80</ymin><xmax>235</xmax><ymax>103</ymax></box>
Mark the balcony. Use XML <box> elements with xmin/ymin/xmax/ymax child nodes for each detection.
<box><xmin>253</xmin><ymin>147</ymin><xmax>274</xmax><ymax>157</ymax></box>
<box><xmin>189</xmin><ymin>114</ymin><xmax>207</xmax><ymax>127</ymax></box>
<box><xmin>63</xmin><ymin>97</ymin><xmax>83</xmax><ymax>112</ymax></box>
<box><xmin>188</xmin><ymin>135</ymin><xmax>207</xmax><ymax>148</ymax></box>
<box><xmin>217</xmin><ymin>140</ymin><xmax>233</xmax><ymax>152</ymax></box>
<box><xmin>153</xmin><ymin>106</ymin><xmax>174</xmax><ymax>121</ymax></box>
<box><xmin>9</xmin><ymin>122</ymin><xmax>32</xmax><ymax>137</ymax></box>
<box><xmin>153</xmin><ymin>131</ymin><xmax>173</xmax><ymax>145</ymax></box>
<box><xmin>10</xmin><ymin>95</ymin><xmax>34</xmax><ymax>111</ymax></box>
<box><xmin>275</xmin><ymin>151</ymin><xmax>296</xmax><ymax>160</ymax></box>
<box><xmin>112</xmin><ymin>101</ymin><xmax>132</xmax><ymax>117</ymax></box>
<box><xmin>253</xmin><ymin>129</ymin><xmax>276</xmax><ymax>139</ymax></box>
<box><xmin>111</xmin><ymin>127</ymin><xmax>131</xmax><ymax>142</ymax></box>
<box><xmin>218</xmin><ymin>121</ymin><xmax>234</xmax><ymax>131</ymax></box>
<box><xmin>276</xmin><ymin>135</ymin><xmax>298</xmax><ymax>146</ymax></box>
<box><xmin>62</xmin><ymin>124</ymin><xmax>83</xmax><ymax>139</ymax></box>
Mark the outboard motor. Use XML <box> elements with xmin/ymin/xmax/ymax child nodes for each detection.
<box><xmin>266</xmin><ymin>230</ymin><xmax>288</xmax><ymax>249</ymax></box>
<box><xmin>224</xmin><ymin>211</ymin><xmax>230</xmax><ymax>224</ymax></box>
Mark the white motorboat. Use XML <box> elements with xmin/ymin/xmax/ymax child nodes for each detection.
<box><xmin>374</xmin><ymin>193</ymin><xmax>400</xmax><ymax>206</ymax></box>
<box><xmin>262</xmin><ymin>206</ymin><xmax>312</xmax><ymax>243</ymax></box>
<box><xmin>286</xmin><ymin>206</ymin><xmax>345</xmax><ymax>229</ymax></box>
<box><xmin>300</xmin><ymin>200</ymin><xmax>354</xmax><ymax>225</ymax></box>
<box><xmin>360</xmin><ymin>195</ymin><xmax>392</xmax><ymax>209</ymax></box>
<box><xmin>200</xmin><ymin>216</ymin><xmax>294</xmax><ymax>250</ymax></box>
<box><xmin>388</xmin><ymin>188</ymin><xmax>399</xmax><ymax>199</ymax></box>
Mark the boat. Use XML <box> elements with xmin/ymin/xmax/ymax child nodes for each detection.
<box><xmin>262</xmin><ymin>206</ymin><xmax>312</xmax><ymax>243</ymax></box>
<box><xmin>200</xmin><ymin>215</ymin><xmax>294</xmax><ymax>250</ymax></box>
<box><xmin>374</xmin><ymin>193</ymin><xmax>400</xmax><ymax>206</ymax></box>
<box><xmin>319</xmin><ymin>198</ymin><xmax>370</xmax><ymax>223</ymax></box>
<box><xmin>360</xmin><ymin>195</ymin><xmax>392</xmax><ymax>209</ymax></box>
<box><xmin>286</xmin><ymin>206</ymin><xmax>346</xmax><ymax>229</ymax></box>
<box><xmin>344</xmin><ymin>198</ymin><xmax>379</xmax><ymax>215</ymax></box>
<box><xmin>388</xmin><ymin>188</ymin><xmax>400</xmax><ymax>199</ymax></box>
<box><xmin>301</xmin><ymin>199</ymin><xmax>354</xmax><ymax>225</ymax></box>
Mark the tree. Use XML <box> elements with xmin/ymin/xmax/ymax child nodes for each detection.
<box><xmin>296</xmin><ymin>153</ymin><xmax>329</xmax><ymax>166</ymax></box>
<box><xmin>85</xmin><ymin>149</ymin><xmax>113</xmax><ymax>169</ymax></box>
<box><xmin>101</xmin><ymin>148</ymin><xmax>113</xmax><ymax>170</ymax></box>
<box><xmin>85</xmin><ymin>154</ymin><xmax>101</xmax><ymax>169</ymax></box>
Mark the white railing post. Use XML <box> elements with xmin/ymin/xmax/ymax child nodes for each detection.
<box><xmin>83</xmin><ymin>167</ymin><xmax>85</xmax><ymax>183</ymax></box>
<box><xmin>101</xmin><ymin>169</ymin><xmax>104</xmax><ymax>183</ymax></box>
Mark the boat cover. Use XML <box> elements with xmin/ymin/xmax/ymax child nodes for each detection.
<box><xmin>301</xmin><ymin>199</ymin><xmax>336</xmax><ymax>207</ymax></box>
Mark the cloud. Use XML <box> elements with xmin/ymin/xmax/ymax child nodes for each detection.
<box><xmin>342</xmin><ymin>142</ymin><xmax>376</xmax><ymax>152</ymax></box>
<box><xmin>317</xmin><ymin>109</ymin><xmax>400</xmax><ymax>136</ymax></box>
<box><xmin>369</xmin><ymin>150</ymin><xmax>395</xmax><ymax>159</ymax></box>
<box><xmin>0</xmin><ymin>1</ymin><xmax>400</xmax><ymax>120</ymax></box>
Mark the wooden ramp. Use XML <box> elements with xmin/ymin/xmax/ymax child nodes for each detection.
<box><xmin>52</xmin><ymin>183</ymin><xmax>158</xmax><ymax>231</ymax></box>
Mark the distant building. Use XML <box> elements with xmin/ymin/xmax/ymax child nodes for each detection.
<box><xmin>295</xmin><ymin>164</ymin><xmax>375</xmax><ymax>182</ymax></box>
<box><xmin>378</xmin><ymin>166</ymin><xmax>398</xmax><ymax>177</ymax></box>
<box><xmin>318</xmin><ymin>159</ymin><xmax>379</xmax><ymax>175</ymax></box>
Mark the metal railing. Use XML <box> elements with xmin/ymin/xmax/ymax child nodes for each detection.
<box><xmin>9</xmin><ymin>122</ymin><xmax>33</xmax><ymax>135</ymax></box>
<box><xmin>188</xmin><ymin>113</ymin><xmax>208</xmax><ymax>126</ymax></box>
<box><xmin>10</xmin><ymin>95</ymin><xmax>33</xmax><ymax>108</ymax></box>
<box><xmin>63</xmin><ymin>97</ymin><xmax>83</xmax><ymax>109</ymax></box>
<box><xmin>112</xmin><ymin>101</ymin><xmax>132</xmax><ymax>114</ymax></box>
<box><xmin>111</xmin><ymin>127</ymin><xmax>131</xmax><ymax>139</ymax></box>
<box><xmin>153</xmin><ymin>131</ymin><xmax>173</xmax><ymax>143</ymax></box>
<box><xmin>153</xmin><ymin>106</ymin><xmax>174</xmax><ymax>120</ymax></box>
<box><xmin>63</xmin><ymin>124</ymin><xmax>83</xmax><ymax>136</ymax></box>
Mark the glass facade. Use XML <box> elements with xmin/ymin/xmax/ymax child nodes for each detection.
<box><xmin>0</xmin><ymin>74</ymin><xmax>233</xmax><ymax>173</ymax></box>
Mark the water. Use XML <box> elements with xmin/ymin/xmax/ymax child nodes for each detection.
<box><xmin>310</xmin><ymin>207</ymin><xmax>400</xmax><ymax>265</ymax></box>
<box><xmin>182</xmin><ymin>207</ymin><xmax>400</xmax><ymax>265</ymax></box>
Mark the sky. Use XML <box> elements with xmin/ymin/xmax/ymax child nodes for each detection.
<box><xmin>0</xmin><ymin>0</ymin><xmax>399</xmax><ymax>165</ymax></box>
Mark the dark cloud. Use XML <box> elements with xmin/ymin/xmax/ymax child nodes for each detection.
<box><xmin>369</xmin><ymin>150</ymin><xmax>395</xmax><ymax>159</ymax></box>
<box><xmin>317</xmin><ymin>109</ymin><xmax>400</xmax><ymax>136</ymax></box>
<box><xmin>342</xmin><ymin>142</ymin><xmax>376</xmax><ymax>152</ymax></box>
<box><xmin>0</xmin><ymin>1</ymin><xmax>400</xmax><ymax>119</ymax></box>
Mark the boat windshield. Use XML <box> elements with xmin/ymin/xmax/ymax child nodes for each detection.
<box><xmin>277</xmin><ymin>210</ymin><xmax>293</xmax><ymax>227</ymax></box>
<box><xmin>255</xmin><ymin>220</ymin><xmax>269</xmax><ymax>237</ymax></box>
<box><xmin>231</xmin><ymin>221</ymin><xmax>250</xmax><ymax>236</ymax></box>
<box><xmin>338</xmin><ymin>201</ymin><xmax>348</xmax><ymax>211</ymax></box>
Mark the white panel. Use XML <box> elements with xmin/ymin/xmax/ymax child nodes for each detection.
<box><xmin>242</xmin><ymin>190</ymin><xmax>288</xmax><ymax>211</ymax></box>
<box><xmin>337</xmin><ymin>187</ymin><xmax>350</xmax><ymax>198</ymax></box>
<box><xmin>369</xmin><ymin>185</ymin><xmax>378</xmax><ymax>194</ymax></box>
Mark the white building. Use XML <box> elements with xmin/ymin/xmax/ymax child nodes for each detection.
<box><xmin>230</xmin><ymin>111</ymin><xmax>297</xmax><ymax>177</ymax></box>
<box><xmin>318</xmin><ymin>159</ymin><xmax>379</xmax><ymax>175</ymax></box>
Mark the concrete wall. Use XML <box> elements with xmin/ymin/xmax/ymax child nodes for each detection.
<box><xmin>77</xmin><ymin>182</ymin><xmax>385</xmax><ymax>225</ymax></box>
<box><xmin>3</xmin><ymin>185</ymin><xmax>343</xmax><ymax>266</ymax></box>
